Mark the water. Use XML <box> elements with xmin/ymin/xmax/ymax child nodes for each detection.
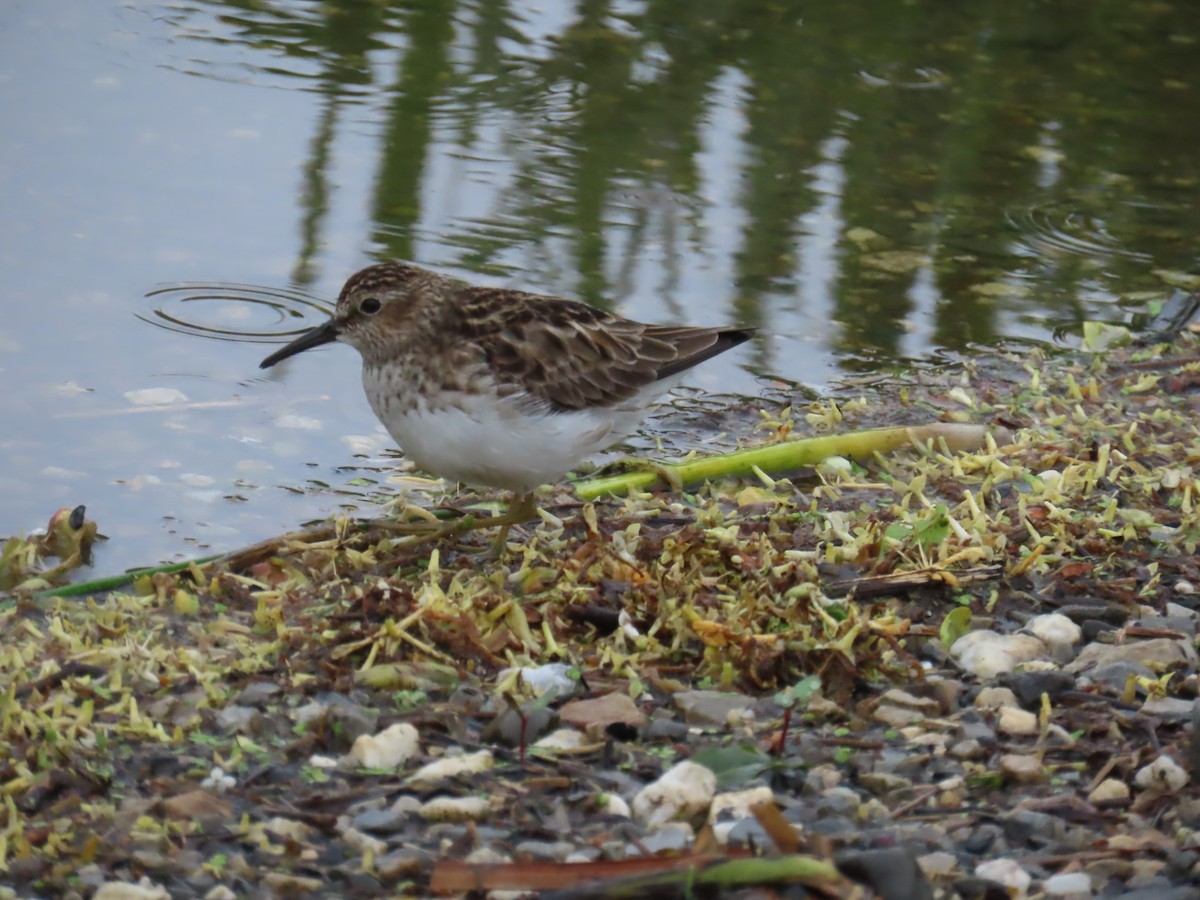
<box><xmin>2</xmin><ymin>0</ymin><xmax>1198</xmax><ymax>574</ymax></box>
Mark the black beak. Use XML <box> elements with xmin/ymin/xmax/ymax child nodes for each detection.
<box><xmin>260</xmin><ymin>319</ymin><xmax>338</xmax><ymax>368</ymax></box>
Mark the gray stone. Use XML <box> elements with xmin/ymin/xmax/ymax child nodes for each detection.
<box><xmin>1066</xmin><ymin>637</ymin><xmax>1197</xmax><ymax>674</ymax></box>
<box><xmin>815</xmin><ymin>787</ymin><xmax>862</xmax><ymax>818</ymax></box>
<box><xmin>628</xmin><ymin>824</ymin><xmax>692</xmax><ymax>855</ymax></box>
<box><xmin>375</xmin><ymin>849</ymin><xmax>427</xmax><ymax>880</ymax></box>
<box><xmin>352</xmin><ymin>807</ymin><xmax>409</xmax><ymax>834</ymax></box>
<box><xmin>671</xmin><ymin>690</ymin><xmax>755</xmax><ymax>727</ymax></box>
<box><xmin>1083</xmin><ymin>659</ymin><xmax>1156</xmax><ymax>692</ymax></box>
<box><xmin>1142</xmin><ymin>696</ymin><xmax>1195</xmax><ymax>719</ymax></box>
<box><xmin>215</xmin><ymin>705</ymin><xmax>261</xmax><ymax>733</ymax></box>
<box><xmin>236</xmin><ymin>681</ymin><xmax>282</xmax><ymax>707</ymax></box>
<box><xmin>1135</xmin><ymin>616</ymin><xmax>1196</xmax><ymax>636</ymax></box>
<box><xmin>316</xmin><ymin>693</ymin><xmax>379</xmax><ymax>744</ymax></box>
<box><xmin>858</xmin><ymin>772</ymin><xmax>912</xmax><ymax>797</ymax></box>
<box><xmin>1057</xmin><ymin>604</ymin><xmax>1129</xmax><ymax>625</ymax></box>
<box><xmin>837</xmin><ymin>847</ymin><xmax>934</xmax><ymax>900</ymax></box>
<box><xmin>1001</xmin><ymin>670</ymin><xmax>1076</xmax><ymax>707</ymax></box>
<box><xmin>725</xmin><ymin>817</ymin><xmax>773</xmax><ymax>849</ymax></box>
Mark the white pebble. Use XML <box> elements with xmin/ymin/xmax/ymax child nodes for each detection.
<box><xmin>632</xmin><ymin>761</ymin><xmax>717</xmax><ymax>828</ymax></box>
<box><xmin>597</xmin><ymin>793</ymin><xmax>631</xmax><ymax>817</ymax></box>
<box><xmin>1087</xmin><ymin>778</ymin><xmax>1130</xmax><ymax>803</ymax></box>
<box><xmin>1134</xmin><ymin>755</ymin><xmax>1190</xmax><ymax>793</ymax></box>
<box><xmin>950</xmin><ymin>632</ymin><xmax>1046</xmax><ymax>679</ymax></box>
<box><xmin>975</xmin><ymin>858</ymin><xmax>1031</xmax><ymax>898</ymax></box>
<box><xmin>1025</xmin><ymin>613</ymin><xmax>1081</xmax><ymax>651</ymax></box>
<box><xmin>997</xmin><ymin>706</ymin><xmax>1039</xmax><ymax>736</ymax></box>
<box><xmin>346</xmin><ymin>723</ymin><xmax>419</xmax><ymax>769</ymax></box>
<box><xmin>1043</xmin><ymin>871</ymin><xmax>1092</xmax><ymax>895</ymax></box>
<box><xmin>407</xmin><ymin>749</ymin><xmax>493</xmax><ymax>789</ymax></box>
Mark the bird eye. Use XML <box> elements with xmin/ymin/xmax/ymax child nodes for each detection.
<box><xmin>360</xmin><ymin>297</ymin><xmax>382</xmax><ymax>315</ymax></box>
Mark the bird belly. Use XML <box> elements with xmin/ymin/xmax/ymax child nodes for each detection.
<box><xmin>368</xmin><ymin>389</ymin><xmax>649</xmax><ymax>492</ymax></box>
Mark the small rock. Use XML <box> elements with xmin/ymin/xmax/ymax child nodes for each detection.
<box><xmin>159</xmin><ymin>790</ymin><xmax>232</xmax><ymax>830</ymax></box>
<box><xmin>708</xmin><ymin>785</ymin><xmax>775</xmax><ymax>824</ymax></box>
<box><xmin>1136</xmin><ymin>615</ymin><xmax>1196</xmax><ymax>637</ymax></box>
<box><xmin>597</xmin><ymin>792</ymin><xmax>631</xmax><ymax>818</ymax></box>
<box><xmin>215</xmin><ymin>705</ymin><xmax>261</xmax><ymax>733</ymax></box>
<box><xmin>803</xmin><ymin>765</ymin><xmax>842</xmax><ymax>793</ymax></box>
<box><xmin>672</xmin><ymin>690</ymin><xmax>755</xmax><ymax>727</ymax></box>
<box><xmin>496</xmin><ymin>662</ymin><xmax>579</xmax><ymax>700</ymax></box>
<box><xmin>631</xmin><ymin>822</ymin><xmax>694</xmax><ymax>854</ymax></box>
<box><xmin>339</xmin><ymin>824</ymin><xmax>387</xmax><ymax>856</ymax></box>
<box><xmin>1087</xmin><ymin>778</ymin><xmax>1131</xmax><ymax>804</ymax></box>
<box><xmin>1043</xmin><ymin>871</ymin><xmax>1092</xmax><ymax>895</ymax></box>
<box><xmin>482</xmin><ymin>704</ymin><xmax>555</xmax><ymax>746</ymax></box>
<box><xmin>816</xmin><ymin>787</ymin><xmax>864</xmax><ymax>818</ymax></box>
<box><xmin>263</xmin><ymin>817</ymin><xmax>314</xmax><ymax>841</ymax></box>
<box><xmin>997</xmin><ymin>706</ymin><xmax>1039</xmax><ymax>736</ymax></box>
<box><xmin>262</xmin><ymin>873</ymin><xmax>324</xmax><ymax>894</ymax></box>
<box><xmin>873</xmin><ymin>702</ymin><xmax>928</xmax><ymax>728</ymax></box>
<box><xmin>93</xmin><ymin>880</ymin><xmax>171</xmax><ymax>900</ymax></box>
<box><xmin>1082</xmin><ymin>659</ymin><xmax>1156</xmax><ymax>692</ymax></box>
<box><xmin>420</xmin><ymin>795</ymin><xmax>493</xmax><ymax>822</ymax></box>
<box><xmin>1057</xmin><ymin>603</ymin><xmax>1129</xmax><ymax>625</ymax></box>
<box><xmin>975</xmin><ymin>686</ymin><xmax>1020</xmax><ymax>710</ymax></box>
<box><xmin>1141</xmin><ymin>696</ymin><xmax>1195</xmax><ymax>719</ymax></box>
<box><xmin>203</xmin><ymin>887</ymin><xmax>237</xmax><ymax>900</ymax></box>
<box><xmin>375</xmin><ymin>849</ymin><xmax>426</xmax><ymax>879</ymax></box>
<box><xmin>1025</xmin><ymin>614</ymin><xmax>1082</xmax><ymax>656</ymax></box>
<box><xmin>974</xmin><ymin>858</ymin><xmax>1032</xmax><ymax>898</ymax></box>
<box><xmin>1066</xmin><ymin>637</ymin><xmax>1197</xmax><ymax>674</ymax></box>
<box><xmin>950</xmin><ymin>739</ymin><xmax>983</xmax><ymax>759</ymax></box>
<box><xmin>236</xmin><ymin>681</ymin><xmax>281</xmax><ymax>706</ymax></box>
<box><xmin>352</xmin><ymin>807</ymin><xmax>408</xmax><ymax>834</ymax></box>
<box><xmin>839</xmin><ymin>847</ymin><xmax>934</xmax><ymax>900</ymax></box>
<box><xmin>999</xmin><ymin>753</ymin><xmax>1044</xmax><ymax>783</ymax></box>
<box><xmin>632</xmin><ymin>760</ymin><xmax>717</xmax><ymax>827</ymax></box>
<box><xmin>1134</xmin><ymin>755</ymin><xmax>1190</xmax><ymax>793</ymax></box>
<box><xmin>1002</xmin><ymin>809</ymin><xmax>1059</xmax><ymax>846</ymax></box>
<box><xmin>559</xmin><ymin>692</ymin><xmax>646</xmax><ymax>734</ymax></box>
<box><xmin>532</xmin><ymin>728</ymin><xmax>588</xmax><ymax>751</ymax></box>
<box><xmin>879</xmin><ymin>689</ymin><xmax>941</xmax><ymax>715</ymax></box>
<box><xmin>917</xmin><ymin>850</ymin><xmax>958</xmax><ymax>879</ymax></box>
<box><xmin>951</xmin><ymin>632</ymin><xmax>1047</xmax><ymax>679</ymax></box>
<box><xmin>1002</xmin><ymin>670</ymin><xmax>1076</xmax><ymax>707</ymax></box>
<box><xmin>408</xmin><ymin>749</ymin><xmax>493</xmax><ymax>789</ymax></box>
<box><xmin>346</xmin><ymin>722</ymin><xmax>419</xmax><ymax>769</ymax></box>
<box><xmin>320</xmin><ymin>693</ymin><xmax>380</xmax><ymax>743</ymax></box>
<box><xmin>858</xmin><ymin>772</ymin><xmax>913</xmax><ymax>797</ymax></box>
<box><xmin>722</xmin><ymin>817</ymin><xmax>774</xmax><ymax>849</ymax></box>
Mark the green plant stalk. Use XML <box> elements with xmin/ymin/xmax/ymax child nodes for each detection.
<box><xmin>20</xmin><ymin>423</ymin><xmax>992</xmax><ymax>603</ymax></box>
<box><xmin>28</xmin><ymin>556</ymin><xmax>223</xmax><ymax>602</ymax></box>
<box><xmin>574</xmin><ymin>422</ymin><xmax>991</xmax><ymax>500</ymax></box>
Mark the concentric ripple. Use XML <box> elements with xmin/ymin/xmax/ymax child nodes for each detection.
<box><xmin>138</xmin><ymin>283</ymin><xmax>332</xmax><ymax>344</ymax></box>
<box><xmin>1005</xmin><ymin>200</ymin><xmax>1154</xmax><ymax>263</ymax></box>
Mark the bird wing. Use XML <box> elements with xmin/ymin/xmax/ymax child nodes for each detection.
<box><xmin>455</xmin><ymin>288</ymin><xmax>752</xmax><ymax>412</ymax></box>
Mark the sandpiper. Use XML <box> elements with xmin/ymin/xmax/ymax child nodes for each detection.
<box><xmin>260</xmin><ymin>262</ymin><xmax>754</xmax><ymax>534</ymax></box>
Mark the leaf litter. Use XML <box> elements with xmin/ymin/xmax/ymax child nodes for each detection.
<box><xmin>3</xmin><ymin>323</ymin><xmax>1200</xmax><ymax>897</ymax></box>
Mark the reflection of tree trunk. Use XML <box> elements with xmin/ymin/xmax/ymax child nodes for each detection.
<box><xmin>371</xmin><ymin>3</ymin><xmax>456</xmax><ymax>261</ymax></box>
<box><xmin>292</xmin><ymin>93</ymin><xmax>339</xmax><ymax>289</ymax></box>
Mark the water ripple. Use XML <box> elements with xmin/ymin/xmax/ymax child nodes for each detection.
<box><xmin>138</xmin><ymin>283</ymin><xmax>332</xmax><ymax>344</ymax></box>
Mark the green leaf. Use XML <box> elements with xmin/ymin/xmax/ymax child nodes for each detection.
<box><xmin>940</xmin><ymin>606</ymin><xmax>972</xmax><ymax>649</ymax></box>
<box><xmin>690</xmin><ymin>743</ymin><xmax>771</xmax><ymax>789</ymax></box>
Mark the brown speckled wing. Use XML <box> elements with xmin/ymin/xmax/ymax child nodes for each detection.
<box><xmin>454</xmin><ymin>288</ymin><xmax>754</xmax><ymax>412</ymax></box>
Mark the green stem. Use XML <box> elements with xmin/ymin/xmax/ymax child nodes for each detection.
<box><xmin>574</xmin><ymin>422</ymin><xmax>992</xmax><ymax>500</ymax></box>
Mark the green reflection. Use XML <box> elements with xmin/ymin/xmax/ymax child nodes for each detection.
<box><xmin>181</xmin><ymin>0</ymin><xmax>1200</xmax><ymax>366</ymax></box>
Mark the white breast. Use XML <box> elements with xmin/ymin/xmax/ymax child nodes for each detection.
<box><xmin>362</xmin><ymin>375</ymin><xmax>669</xmax><ymax>492</ymax></box>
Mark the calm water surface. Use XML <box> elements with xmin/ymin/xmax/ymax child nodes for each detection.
<box><xmin>1</xmin><ymin>0</ymin><xmax>1198</xmax><ymax>573</ymax></box>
